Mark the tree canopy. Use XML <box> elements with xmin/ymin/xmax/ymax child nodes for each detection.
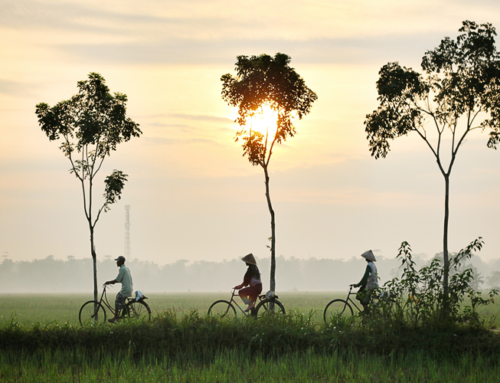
<box><xmin>365</xmin><ymin>21</ymin><xmax>500</xmax><ymax>159</ymax></box>
<box><xmin>221</xmin><ymin>53</ymin><xmax>317</xmax><ymax>166</ymax></box>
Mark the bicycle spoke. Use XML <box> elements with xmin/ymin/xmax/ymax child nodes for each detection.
<box><xmin>124</xmin><ymin>301</ymin><xmax>151</xmax><ymax>321</ymax></box>
<box><xmin>256</xmin><ymin>299</ymin><xmax>286</xmax><ymax>318</ymax></box>
<box><xmin>79</xmin><ymin>301</ymin><xmax>106</xmax><ymax>326</ymax></box>
<box><xmin>207</xmin><ymin>300</ymin><xmax>236</xmax><ymax>318</ymax></box>
<box><xmin>324</xmin><ymin>299</ymin><xmax>353</xmax><ymax>323</ymax></box>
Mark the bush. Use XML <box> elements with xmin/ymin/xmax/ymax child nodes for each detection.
<box><xmin>369</xmin><ymin>238</ymin><xmax>498</xmax><ymax>328</ymax></box>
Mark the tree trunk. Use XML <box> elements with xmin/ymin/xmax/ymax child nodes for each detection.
<box><xmin>263</xmin><ymin>166</ymin><xmax>276</xmax><ymax>293</ymax></box>
<box><xmin>90</xmin><ymin>228</ymin><xmax>98</xmax><ymax>303</ymax></box>
<box><xmin>443</xmin><ymin>174</ymin><xmax>450</xmax><ymax>308</ymax></box>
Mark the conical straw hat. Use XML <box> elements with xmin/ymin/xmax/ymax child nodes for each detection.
<box><xmin>242</xmin><ymin>253</ymin><xmax>257</xmax><ymax>265</ymax></box>
<box><xmin>361</xmin><ymin>250</ymin><xmax>376</xmax><ymax>262</ymax></box>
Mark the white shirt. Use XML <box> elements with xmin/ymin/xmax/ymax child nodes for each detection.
<box><xmin>115</xmin><ymin>264</ymin><xmax>133</xmax><ymax>297</ymax></box>
<box><xmin>367</xmin><ymin>262</ymin><xmax>379</xmax><ymax>290</ymax></box>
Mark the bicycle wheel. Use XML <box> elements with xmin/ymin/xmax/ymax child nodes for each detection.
<box><xmin>255</xmin><ymin>299</ymin><xmax>286</xmax><ymax>318</ymax></box>
<box><xmin>207</xmin><ymin>300</ymin><xmax>236</xmax><ymax>318</ymax></box>
<box><xmin>323</xmin><ymin>299</ymin><xmax>353</xmax><ymax>323</ymax></box>
<box><xmin>124</xmin><ymin>300</ymin><xmax>151</xmax><ymax>321</ymax></box>
<box><xmin>79</xmin><ymin>301</ymin><xmax>106</xmax><ymax>326</ymax></box>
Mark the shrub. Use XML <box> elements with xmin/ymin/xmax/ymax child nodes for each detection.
<box><xmin>371</xmin><ymin>238</ymin><xmax>498</xmax><ymax>328</ymax></box>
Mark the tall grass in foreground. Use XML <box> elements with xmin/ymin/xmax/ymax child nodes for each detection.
<box><xmin>1</xmin><ymin>348</ymin><xmax>499</xmax><ymax>383</ymax></box>
<box><xmin>1</xmin><ymin>310</ymin><xmax>500</xmax><ymax>382</ymax></box>
<box><xmin>2</xmin><ymin>310</ymin><xmax>500</xmax><ymax>359</ymax></box>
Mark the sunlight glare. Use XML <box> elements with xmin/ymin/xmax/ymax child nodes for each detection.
<box><xmin>248</xmin><ymin>105</ymin><xmax>278</xmax><ymax>139</ymax></box>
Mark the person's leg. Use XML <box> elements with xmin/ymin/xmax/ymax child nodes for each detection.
<box><xmin>356</xmin><ymin>286</ymin><xmax>369</xmax><ymax>314</ymax></box>
<box><xmin>109</xmin><ymin>293</ymin><xmax>126</xmax><ymax>323</ymax></box>
<box><xmin>240</xmin><ymin>285</ymin><xmax>262</xmax><ymax>311</ymax></box>
<box><xmin>361</xmin><ymin>289</ymin><xmax>371</xmax><ymax>314</ymax></box>
<box><xmin>238</xmin><ymin>287</ymin><xmax>252</xmax><ymax>308</ymax></box>
<box><xmin>249</xmin><ymin>284</ymin><xmax>262</xmax><ymax>314</ymax></box>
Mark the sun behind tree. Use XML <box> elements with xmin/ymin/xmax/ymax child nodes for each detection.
<box><xmin>221</xmin><ymin>53</ymin><xmax>318</xmax><ymax>295</ymax></box>
<box><xmin>246</xmin><ymin>104</ymin><xmax>278</xmax><ymax>139</ymax></box>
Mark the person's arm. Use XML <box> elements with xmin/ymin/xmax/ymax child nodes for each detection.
<box><xmin>105</xmin><ymin>268</ymin><xmax>124</xmax><ymax>285</ymax></box>
<box><xmin>234</xmin><ymin>271</ymin><xmax>252</xmax><ymax>289</ymax></box>
<box><xmin>354</xmin><ymin>265</ymin><xmax>370</xmax><ymax>287</ymax></box>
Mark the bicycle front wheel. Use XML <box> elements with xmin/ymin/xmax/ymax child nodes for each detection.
<box><xmin>124</xmin><ymin>300</ymin><xmax>151</xmax><ymax>321</ymax></box>
<box><xmin>79</xmin><ymin>301</ymin><xmax>106</xmax><ymax>326</ymax></box>
<box><xmin>323</xmin><ymin>299</ymin><xmax>353</xmax><ymax>323</ymax></box>
<box><xmin>255</xmin><ymin>299</ymin><xmax>286</xmax><ymax>318</ymax></box>
<box><xmin>207</xmin><ymin>300</ymin><xmax>236</xmax><ymax>318</ymax></box>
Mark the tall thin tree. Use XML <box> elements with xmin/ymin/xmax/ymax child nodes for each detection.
<box><xmin>221</xmin><ymin>53</ymin><xmax>317</xmax><ymax>293</ymax></box>
<box><xmin>364</xmin><ymin>21</ymin><xmax>500</xmax><ymax>305</ymax></box>
<box><xmin>36</xmin><ymin>72</ymin><xmax>142</xmax><ymax>302</ymax></box>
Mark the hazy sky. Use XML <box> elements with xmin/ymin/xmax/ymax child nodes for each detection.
<box><xmin>2</xmin><ymin>0</ymin><xmax>500</xmax><ymax>271</ymax></box>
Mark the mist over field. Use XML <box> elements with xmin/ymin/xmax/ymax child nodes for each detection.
<box><xmin>1</xmin><ymin>252</ymin><xmax>498</xmax><ymax>293</ymax></box>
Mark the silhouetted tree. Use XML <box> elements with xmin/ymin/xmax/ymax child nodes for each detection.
<box><xmin>365</xmin><ymin>21</ymin><xmax>500</xmax><ymax>304</ymax></box>
<box><xmin>221</xmin><ymin>53</ymin><xmax>317</xmax><ymax>293</ymax></box>
<box><xmin>36</xmin><ymin>72</ymin><xmax>141</xmax><ymax>302</ymax></box>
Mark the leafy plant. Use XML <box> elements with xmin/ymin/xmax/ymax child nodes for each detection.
<box><xmin>372</xmin><ymin>238</ymin><xmax>498</xmax><ymax>328</ymax></box>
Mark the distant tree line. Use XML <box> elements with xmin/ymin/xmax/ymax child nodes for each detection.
<box><xmin>0</xmin><ymin>253</ymin><xmax>497</xmax><ymax>294</ymax></box>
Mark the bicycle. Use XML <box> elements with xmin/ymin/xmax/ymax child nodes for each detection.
<box><xmin>323</xmin><ymin>284</ymin><xmax>397</xmax><ymax>323</ymax></box>
<box><xmin>207</xmin><ymin>289</ymin><xmax>286</xmax><ymax>319</ymax></box>
<box><xmin>79</xmin><ymin>284</ymin><xmax>151</xmax><ymax>326</ymax></box>
<box><xmin>323</xmin><ymin>284</ymin><xmax>363</xmax><ymax>323</ymax></box>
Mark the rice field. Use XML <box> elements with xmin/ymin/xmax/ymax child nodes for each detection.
<box><xmin>1</xmin><ymin>293</ymin><xmax>500</xmax><ymax>382</ymax></box>
<box><xmin>0</xmin><ymin>291</ymin><xmax>498</xmax><ymax>327</ymax></box>
<box><xmin>0</xmin><ymin>292</ymin><xmax>342</xmax><ymax>326</ymax></box>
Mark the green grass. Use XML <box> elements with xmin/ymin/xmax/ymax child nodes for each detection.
<box><xmin>1</xmin><ymin>348</ymin><xmax>499</xmax><ymax>382</ymax></box>
<box><xmin>1</xmin><ymin>291</ymin><xmax>497</xmax><ymax>327</ymax></box>
<box><xmin>1</xmin><ymin>303</ymin><xmax>500</xmax><ymax>383</ymax></box>
<box><xmin>0</xmin><ymin>292</ymin><xmax>343</xmax><ymax>326</ymax></box>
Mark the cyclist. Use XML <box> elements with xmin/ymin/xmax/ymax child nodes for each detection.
<box><xmin>234</xmin><ymin>253</ymin><xmax>262</xmax><ymax>313</ymax></box>
<box><xmin>104</xmin><ymin>255</ymin><xmax>133</xmax><ymax>323</ymax></box>
<box><xmin>352</xmin><ymin>250</ymin><xmax>379</xmax><ymax>314</ymax></box>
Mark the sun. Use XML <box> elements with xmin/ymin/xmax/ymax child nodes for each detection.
<box><xmin>248</xmin><ymin>105</ymin><xmax>278</xmax><ymax>138</ymax></box>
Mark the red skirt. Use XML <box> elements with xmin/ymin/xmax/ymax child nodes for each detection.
<box><xmin>239</xmin><ymin>284</ymin><xmax>263</xmax><ymax>303</ymax></box>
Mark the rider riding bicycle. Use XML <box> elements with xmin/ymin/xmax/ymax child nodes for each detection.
<box><xmin>104</xmin><ymin>256</ymin><xmax>133</xmax><ymax>323</ymax></box>
<box><xmin>234</xmin><ymin>253</ymin><xmax>263</xmax><ymax>314</ymax></box>
<box><xmin>352</xmin><ymin>250</ymin><xmax>379</xmax><ymax>314</ymax></box>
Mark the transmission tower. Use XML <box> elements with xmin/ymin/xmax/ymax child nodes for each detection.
<box><xmin>124</xmin><ymin>205</ymin><xmax>131</xmax><ymax>259</ymax></box>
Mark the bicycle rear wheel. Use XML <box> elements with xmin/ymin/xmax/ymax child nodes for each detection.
<box><xmin>255</xmin><ymin>299</ymin><xmax>286</xmax><ymax>318</ymax></box>
<box><xmin>323</xmin><ymin>299</ymin><xmax>353</xmax><ymax>323</ymax></box>
<box><xmin>207</xmin><ymin>300</ymin><xmax>236</xmax><ymax>318</ymax></box>
<box><xmin>79</xmin><ymin>301</ymin><xmax>106</xmax><ymax>326</ymax></box>
<box><xmin>124</xmin><ymin>300</ymin><xmax>151</xmax><ymax>321</ymax></box>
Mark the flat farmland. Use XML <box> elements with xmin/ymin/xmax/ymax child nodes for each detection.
<box><xmin>1</xmin><ymin>292</ymin><xmax>500</xmax><ymax>382</ymax></box>
<box><xmin>0</xmin><ymin>291</ymin><xmax>498</xmax><ymax>326</ymax></box>
<box><xmin>0</xmin><ymin>292</ymin><xmax>342</xmax><ymax>326</ymax></box>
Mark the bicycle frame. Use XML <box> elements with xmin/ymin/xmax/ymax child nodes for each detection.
<box><xmin>227</xmin><ymin>289</ymin><xmax>276</xmax><ymax>316</ymax></box>
<box><xmin>344</xmin><ymin>285</ymin><xmax>363</xmax><ymax>313</ymax></box>
<box><xmin>227</xmin><ymin>289</ymin><xmax>253</xmax><ymax>316</ymax></box>
<box><xmin>99</xmin><ymin>285</ymin><xmax>134</xmax><ymax>317</ymax></box>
